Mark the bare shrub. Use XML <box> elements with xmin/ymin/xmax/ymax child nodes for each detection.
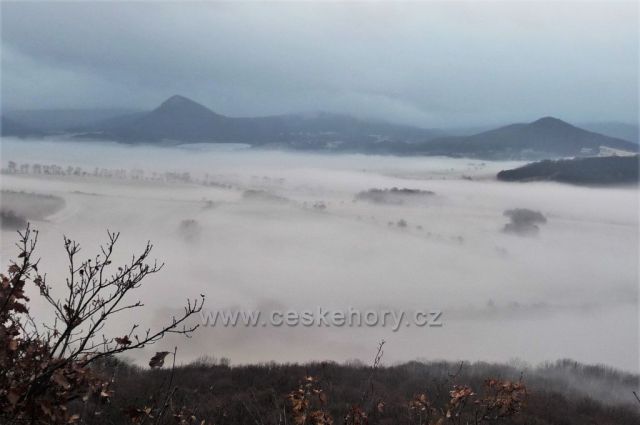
<box><xmin>0</xmin><ymin>225</ymin><xmax>204</xmax><ymax>424</ymax></box>
<box><xmin>503</xmin><ymin>208</ymin><xmax>547</xmax><ymax>236</ymax></box>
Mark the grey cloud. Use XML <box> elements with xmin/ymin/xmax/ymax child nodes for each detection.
<box><xmin>1</xmin><ymin>1</ymin><xmax>638</xmax><ymax>127</ymax></box>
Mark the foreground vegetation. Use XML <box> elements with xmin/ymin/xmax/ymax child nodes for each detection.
<box><xmin>76</xmin><ymin>355</ymin><xmax>637</xmax><ymax>425</ymax></box>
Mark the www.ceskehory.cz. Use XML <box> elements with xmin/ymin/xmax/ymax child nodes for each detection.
<box><xmin>199</xmin><ymin>308</ymin><xmax>443</xmax><ymax>331</ymax></box>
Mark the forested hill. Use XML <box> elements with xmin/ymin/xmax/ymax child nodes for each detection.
<box><xmin>497</xmin><ymin>155</ymin><xmax>639</xmax><ymax>185</ymax></box>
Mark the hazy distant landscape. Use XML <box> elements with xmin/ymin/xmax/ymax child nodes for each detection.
<box><xmin>1</xmin><ymin>1</ymin><xmax>638</xmax><ymax>424</ymax></box>
<box><xmin>3</xmin><ymin>94</ymin><xmax>638</xmax><ymax>161</ymax></box>
<box><xmin>1</xmin><ymin>138</ymin><xmax>637</xmax><ymax>370</ymax></box>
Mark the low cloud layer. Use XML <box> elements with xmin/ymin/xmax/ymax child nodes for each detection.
<box><xmin>1</xmin><ymin>2</ymin><xmax>638</xmax><ymax>127</ymax></box>
<box><xmin>1</xmin><ymin>138</ymin><xmax>638</xmax><ymax>371</ymax></box>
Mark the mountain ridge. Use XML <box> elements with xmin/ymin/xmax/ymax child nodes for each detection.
<box><xmin>3</xmin><ymin>95</ymin><xmax>637</xmax><ymax>159</ymax></box>
<box><xmin>83</xmin><ymin>95</ymin><xmax>442</xmax><ymax>146</ymax></box>
<box><xmin>400</xmin><ymin>116</ymin><xmax>638</xmax><ymax>159</ymax></box>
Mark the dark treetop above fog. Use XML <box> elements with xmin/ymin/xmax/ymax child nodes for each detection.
<box><xmin>497</xmin><ymin>155</ymin><xmax>640</xmax><ymax>185</ymax></box>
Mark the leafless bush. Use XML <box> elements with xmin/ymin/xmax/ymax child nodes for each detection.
<box><xmin>0</xmin><ymin>225</ymin><xmax>204</xmax><ymax>424</ymax></box>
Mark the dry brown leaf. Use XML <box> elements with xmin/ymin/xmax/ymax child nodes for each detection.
<box><xmin>149</xmin><ymin>351</ymin><xmax>171</xmax><ymax>368</ymax></box>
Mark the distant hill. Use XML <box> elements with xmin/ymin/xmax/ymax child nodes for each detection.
<box><xmin>82</xmin><ymin>95</ymin><xmax>441</xmax><ymax>146</ymax></box>
<box><xmin>6</xmin><ymin>97</ymin><xmax>636</xmax><ymax>160</ymax></box>
<box><xmin>106</xmin><ymin>95</ymin><xmax>230</xmax><ymax>142</ymax></box>
<box><xmin>1</xmin><ymin>116</ymin><xmax>43</xmax><ymax>137</ymax></box>
<box><xmin>88</xmin><ymin>98</ymin><xmax>637</xmax><ymax>159</ymax></box>
<box><xmin>497</xmin><ymin>155</ymin><xmax>639</xmax><ymax>185</ymax></box>
<box><xmin>400</xmin><ymin>117</ymin><xmax>638</xmax><ymax>159</ymax></box>
<box><xmin>3</xmin><ymin>108</ymin><xmax>140</xmax><ymax>133</ymax></box>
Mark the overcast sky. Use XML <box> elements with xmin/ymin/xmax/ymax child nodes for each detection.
<box><xmin>1</xmin><ymin>1</ymin><xmax>638</xmax><ymax>127</ymax></box>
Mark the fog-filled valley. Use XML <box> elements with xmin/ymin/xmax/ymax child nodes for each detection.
<box><xmin>3</xmin><ymin>1</ymin><xmax>640</xmax><ymax>422</ymax></box>
<box><xmin>1</xmin><ymin>137</ymin><xmax>637</xmax><ymax>374</ymax></box>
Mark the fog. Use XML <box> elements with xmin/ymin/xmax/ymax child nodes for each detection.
<box><xmin>0</xmin><ymin>138</ymin><xmax>638</xmax><ymax>372</ymax></box>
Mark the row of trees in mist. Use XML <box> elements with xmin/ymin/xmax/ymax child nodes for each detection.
<box><xmin>3</xmin><ymin>161</ymin><xmax>194</xmax><ymax>183</ymax></box>
<box><xmin>2</xmin><ymin>160</ymin><xmax>297</xmax><ymax>190</ymax></box>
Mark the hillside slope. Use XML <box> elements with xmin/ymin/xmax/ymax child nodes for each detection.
<box><xmin>89</xmin><ymin>95</ymin><xmax>440</xmax><ymax>146</ymax></box>
<box><xmin>0</xmin><ymin>116</ymin><xmax>43</xmax><ymax>137</ymax></box>
<box><xmin>408</xmin><ymin>117</ymin><xmax>638</xmax><ymax>159</ymax></box>
<box><xmin>89</xmin><ymin>358</ymin><xmax>640</xmax><ymax>425</ymax></box>
<box><xmin>497</xmin><ymin>155</ymin><xmax>639</xmax><ymax>185</ymax></box>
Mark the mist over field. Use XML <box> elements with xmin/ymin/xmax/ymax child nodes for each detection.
<box><xmin>1</xmin><ymin>137</ymin><xmax>637</xmax><ymax>372</ymax></box>
<box><xmin>2</xmin><ymin>2</ymin><xmax>640</xmax><ymax>423</ymax></box>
